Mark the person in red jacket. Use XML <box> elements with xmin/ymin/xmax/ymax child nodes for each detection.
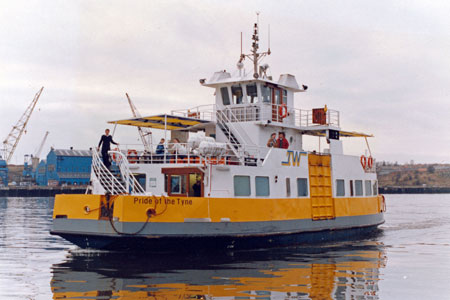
<box><xmin>276</xmin><ymin>132</ymin><xmax>289</xmax><ymax>149</ymax></box>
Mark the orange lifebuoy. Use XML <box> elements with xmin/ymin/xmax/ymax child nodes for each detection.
<box><xmin>367</xmin><ymin>156</ymin><xmax>373</xmax><ymax>169</ymax></box>
<box><xmin>278</xmin><ymin>103</ymin><xmax>288</xmax><ymax>120</ymax></box>
<box><xmin>360</xmin><ymin>155</ymin><xmax>367</xmax><ymax>169</ymax></box>
<box><xmin>127</xmin><ymin>149</ymin><xmax>138</xmax><ymax>163</ymax></box>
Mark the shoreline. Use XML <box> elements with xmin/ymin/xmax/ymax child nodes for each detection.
<box><xmin>0</xmin><ymin>186</ymin><xmax>86</xmax><ymax>197</ymax></box>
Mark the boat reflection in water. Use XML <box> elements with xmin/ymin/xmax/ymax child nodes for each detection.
<box><xmin>51</xmin><ymin>240</ymin><xmax>387</xmax><ymax>299</ymax></box>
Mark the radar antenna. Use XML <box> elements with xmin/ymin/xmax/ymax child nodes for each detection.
<box><xmin>238</xmin><ymin>12</ymin><xmax>271</xmax><ymax>79</ymax></box>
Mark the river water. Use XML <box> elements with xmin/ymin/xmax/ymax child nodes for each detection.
<box><xmin>0</xmin><ymin>194</ymin><xmax>449</xmax><ymax>299</ymax></box>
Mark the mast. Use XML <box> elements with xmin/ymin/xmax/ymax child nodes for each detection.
<box><xmin>238</xmin><ymin>13</ymin><xmax>271</xmax><ymax>79</ymax></box>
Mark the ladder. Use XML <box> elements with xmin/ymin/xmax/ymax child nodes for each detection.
<box><xmin>308</xmin><ymin>154</ymin><xmax>335</xmax><ymax>220</ymax></box>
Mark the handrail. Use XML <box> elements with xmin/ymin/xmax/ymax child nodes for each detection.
<box><xmin>108</xmin><ymin>150</ymin><xmax>146</xmax><ymax>195</ymax></box>
<box><xmin>91</xmin><ymin>149</ymin><xmax>127</xmax><ymax>195</ymax></box>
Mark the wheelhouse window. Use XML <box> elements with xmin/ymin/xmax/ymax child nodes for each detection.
<box><xmin>134</xmin><ymin>173</ymin><xmax>146</xmax><ymax>191</ymax></box>
<box><xmin>221</xmin><ymin>87</ymin><xmax>230</xmax><ymax>105</ymax></box>
<box><xmin>365</xmin><ymin>180</ymin><xmax>372</xmax><ymax>196</ymax></box>
<box><xmin>234</xmin><ymin>175</ymin><xmax>251</xmax><ymax>196</ymax></box>
<box><xmin>282</xmin><ymin>89</ymin><xmax>287</xmax><ymax>104</ymax></box>
<box><xmin>255</xmin><ymin>176</ymin><xmax>270</xmax><ymax>196</ymax></box>
<box><xmin>261</xmin><ymin>85</ymin><xmax>272</xmax><ymax>103</ymax></box>
<box><xmin>246</xmin><ymin>83</ymin><xmax>258</xmax><ymax>103</ymax></box>
<box><xmin>297</xmin><ymin>178</ymin><xmax>308</xmax><ymax>197</ymax></box>
<box><xmin>355</xmin><ymin>180</ymin><xmax>363</xmax><ymax>196</ymax></box>
<box><xmin>336</xmin><ymin>179</ymin><xmax>345</xmax><ymax>196</ymax></box>
<box><xmin>231</xmin><ymin>85</ymin><xmax>243</xmax><ymax>104</ymax></box>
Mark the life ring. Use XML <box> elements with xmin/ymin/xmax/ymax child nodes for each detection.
<box><xmin>111</xmin><ymin>148</ymin><xmax>119</xmax><ymax>162</ymax></box>
<box><xmin>360</xmin><ymin>155</ymin><xmax>367</xmax><ymax>169</ymax></box>
<box><xmin>127</xmin><ymin>149</ymin><xmax>138</xmax><ymax>163</ymax></box>
<box><xmin>367</xmin><ymin>156</ymin><xmax>374</xmax><ymax>169</ymax></box>
<box><xmin>278</xmin><ymin>103</ymin><xmax>288</xmax><ymax>120</ymax></box>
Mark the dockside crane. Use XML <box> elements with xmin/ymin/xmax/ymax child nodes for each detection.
<box><xmin>2</xmin><ymin>87</ymin><xmax>44</xmax><ymax>164</ymax></box>
<box><xmin>125</xmin><ymin>93</ymin><xmax>152</xmax><ymax>152</ymax></box>
<box><xmin>32</xmin><ymin>131</ymin><xmax>49</xmax><ymax>170</ymax></box>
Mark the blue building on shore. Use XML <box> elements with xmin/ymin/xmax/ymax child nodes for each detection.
<box><xmin>36</xmin><ymin>148</ymin><xmax>92</xmax><ymax>186</ymax></box>
<box><xmin>0</xmin><ymin>158</ymin><xmax>8</xmax><ymax>187</ymax></box>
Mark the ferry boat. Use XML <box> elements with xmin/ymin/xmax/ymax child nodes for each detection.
<box><xmin>51</xmin><ymin>20</ymin><xmax>386</xmax><ymax>250</ymax></box>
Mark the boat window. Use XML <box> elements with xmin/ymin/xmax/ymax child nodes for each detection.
<box><xmin>231</xmin><ymin>85</ymin><xmax>243</xmax><ymax>104</ymax></box>
<box><xmin>297</xmin><ymin>178</ymin><xmax>308</xmax><ymax>197</ymax></box>
<box><xmin>255</xmin><ymin>176</ymin><xmax>270</xmax><ymax>196</ymax></box>
<box><xmin>261</xmin><ymin>85</ymin><xmax>272</xmax><ymax>103</ymax></box>
<box><xmin>282</xmin><ymin>89</ymin><xmax>287</xmax><ymax>104</ymax></box>
<box><xmin>246</xmin><ymin>83</ymin><xmax>258</xmax><ymax>103</ymax></box>
<box><xmin>350</xmin><ymin>180</ymin><xmax>354</xmax><ymax>196</ymax></box>
<box><xmin>355</xmin><ymin>180</ymin><xmax>363</xmax><ymax>196</ymax></box>
<box><xmin>221</xmin><ymin>87</ymin><xmax>230</xmax><ymax>105</ymax></box>
<box><xmin>170</xmin><ymin>175</ymin><xmax>186</xmax><ymax>194</ymax></box>
<box><xmin>373</xmin><ymin>180</ymin><xmax>378</xmax><ymax>195</ymax></box>
<box><xmin>134</xmin><ymin>173</ymin><xmax>146</xmax><ymax>191</ymax></box>
<box><xmin>336</xmin><ymin>179</ymin><xmax>345</xmax><ymax>196</ymax></box>
<box><xmin>365</xmin><ymin>180</ymin><xmax>372</xmax><ymax>196</ymax></box>
<box><xmin>234</xmin><ymin>175</ymin><xmax>251</xmax><ymax>196</ymax></box>
<box><xmin>274</xmin><ymin>89</ymin><xmax>282</xmax><ymax>104</ymax></box>
<box><xmin>286</xmin><ymin>177</ymin><xmax>291</xmax><ymax>197</ymax></box>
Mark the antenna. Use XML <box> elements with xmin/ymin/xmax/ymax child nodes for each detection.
<box><xmin>240</xmin><ymin>32</ymin><xmax>243</xmax><ymax>57</ymax></box>
<box><xmin>268</xmin><ymin>24</ymin><xmax>271</xmax><ymax>54</ymax></box>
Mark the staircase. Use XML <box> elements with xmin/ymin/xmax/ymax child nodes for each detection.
<box><xmin>91</xmin><ymin>149</ymin><xmax>145</xmax><ymax>195</ymax></box>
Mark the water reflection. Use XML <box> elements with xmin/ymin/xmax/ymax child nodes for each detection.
<box><xmin>51</xmin><ymin>240</ymin><xmax>387</xmax><ymax>299</ymax></box>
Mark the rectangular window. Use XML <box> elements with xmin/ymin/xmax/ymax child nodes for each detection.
<box><xmin>336</xmin><ymin>179</ymin><xmax>345</xmax><ymax>196</ymax></box>
<box><xmin>365</xmin><ymin>180</ymin><xmax>372</xmax><ymax>196</ymax></box>
<box><xmin>231</xmin><ymin>85</ymin><xmax>243</xmax><ymax>104</ymax></box>
<box><xmin>234</xmin><ymin>175</ymin><xmax>251</xmax><ymax>196</ymax></box>
<box><xmin>297</xmin><ymin>178</ymin><xmax>308</xmax><ymax>197</ymax></box>
<box><xmin>373</xmin><ymin>181</ymin><xmax>378</xmax><ymax>195</ymax></box>
<box><xmin>170</xmin><ymin>175</ymin><xmax>186</xmax><ymax>194</ymax></box>
<box><xmin>255</xmin><ymin>176</ymin><xmax>270</xmax><ymax>196</ymax></box>
<box><xmin>261</xmin><ymin>85</ymin><xmax>272</xmax><ymax>103</ymax></box>
<box><xmin>286</xmin><ymin>178</ymin><xmax>291</xmax><ymax>197</ymax></box>
<box><xmin>350</xmin><ymin>180</ymin><xmax>354</xmax><ymax>196</ymax></box>
<box><xmin>246</xmin><ymin>83</ymin><xmax>258</xmax><ymax>103</ymax></box>
<box><xmin>221</xmin><ymin>87</ymin><xmax>230</xmax><ymax>105</ymax></box>
<box><xmin>355</xmin><ymin>180</ymin><xmax>363</xmax><ymax>196</ymax></box>
<box><xmin>282</xmin><ymin>89</ymin><xmax>287</xmax><ymax>104</ymax></box>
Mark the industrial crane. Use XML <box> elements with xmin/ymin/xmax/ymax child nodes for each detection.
<box><xmin>32</xmin><ymin>131</ymin><xmax>49</xmax><ymax>170</ymax></box>
<box><xmin>2</xmin><ymin>87</ymin><xmax>44</xmax><ymax>163</ymax></box>
<box><xmin>125</xmin><ymin>93</ymin><xmax>152</xmax><ymax>152</ymax></box>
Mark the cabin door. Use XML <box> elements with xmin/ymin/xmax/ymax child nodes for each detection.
<box><xmin>163</xmin><ymin>167</ymin><xmax>204</xmax><ymax>197</ymax></box>
<box><xmin>272</xmin><ymin>88</ymin><xmax>283</xmax><ymax>122</ymax></box>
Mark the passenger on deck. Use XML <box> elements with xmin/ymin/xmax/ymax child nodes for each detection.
<box><xmin>97</xmin><ymin>129</ymin><xmax>119</xmax><ymax>169</ymax></box>
<box><xmin>156</xmin><ymin>138</ymin><xmax>165</xmax><ymax>155</ymax></box>
<box><xmin>266</xmin><ymin>133</ymin><xmax>277</xmax><ymax>147</ymax></box>
<box><xmin>276</xmin><ymin>132</ymin><xmax>289</xmax><ymax>149</ymax></box>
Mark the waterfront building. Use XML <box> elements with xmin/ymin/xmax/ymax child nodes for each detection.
<box><xmin>45</xmin><ymin>149</ymin><xmax>92</xmax><ymax>186</ymax></box>
<box><xmin>0</xmin><ymin>158</ymin><xmax>8</xmax><ymax>187</ymax></box>
<box><xmin>35</xmin><ymin>160</ymin><xmax>47</xmax><ymax>186</ymax></box>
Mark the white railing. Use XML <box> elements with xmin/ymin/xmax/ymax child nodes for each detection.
<box><xmin>108</xmin><ymin>150</ymin><xmax>146</xmax><ymax>195</ymax></box>
<box><xmin>171</xmin><ymin>104</ymin><xmax>215</xmax><ymax>121</ymax></box>
<box><xmin>91</xmin><ymin>150</ymin><xmax>127</xmax><ymax>195</ymax></box>
<box><xmin>170</xmin><ymin>103</ymin><xmax>340</xmax><ymax>128</ymax></box>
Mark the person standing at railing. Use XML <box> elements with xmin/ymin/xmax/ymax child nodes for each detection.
<box><xmin>97</xmin><ymin>129</ymin><xmax>119</xmax><ymax>169</ymax></box>
<box><xmin>156</xmin><ymin>138</ymin><xmax>166</xmax><ymax>155</ymax></box>
<box><xmin>276</xmin><ymin>132</ymin><xmax>289</xmax><ymax>149</ymax></box>
<box><xmin>170</xmin><ymin>138</ymin><xmax>187</xmax><ymax>157</ymax></box>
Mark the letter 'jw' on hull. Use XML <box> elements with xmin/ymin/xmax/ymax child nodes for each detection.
<box><xmin>51</xmin><ymin>18</ymin><xmax>385</xmax><ymax>250</ymax></box>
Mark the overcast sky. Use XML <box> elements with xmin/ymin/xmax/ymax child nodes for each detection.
<box><xmin>1</xmin><ymin>0</ymin><xmax>449</xmax><ymax>164</ymax></box>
